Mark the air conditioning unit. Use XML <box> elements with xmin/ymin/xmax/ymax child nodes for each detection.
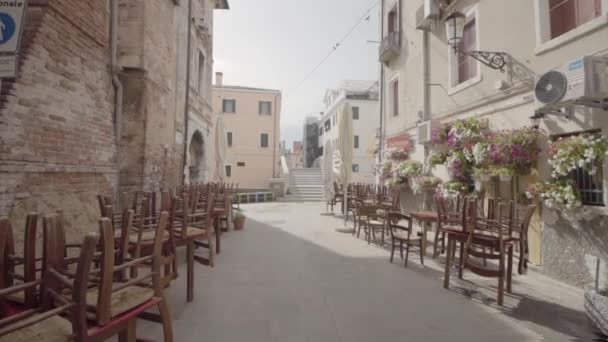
<box><xmin>417</xmin><ymin>120</ymin><xmax>439</xmax><ymax>145</ymax></box>
<box><xmin>535</xmin><ymin>56</ymin><xmax>608</xmax><ymax>113</ymax></box>
<box><xmin>416</xmin><ymin>0</ymin><xmax>440</xmax><ymax>30</ymax></box>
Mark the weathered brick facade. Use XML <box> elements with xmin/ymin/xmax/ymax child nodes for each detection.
<box><xmin>0</xmin><ymin>0</ymin><xmax>228</xmax><ymax>245</ymax></box>
<box><xmin>0</xmin><ymin>0</ymin><xmax>116</xmax><ymax>242</ymax></box>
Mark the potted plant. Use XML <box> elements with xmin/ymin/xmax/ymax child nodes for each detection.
<box><xmin>233</xmin><ymin>209</ymin><xmax>246</xmax><ymax>230</ymax></box>
<box><xmin>492</xmin><ymin>166</ymin><xmax>514</xmax><ymax>182</ymax></box>
<box><xmin>411</xmin><ymin>175</ymin><xmax>442</xmax><ymax>195</ymax></box>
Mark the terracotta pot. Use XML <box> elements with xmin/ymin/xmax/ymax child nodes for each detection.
<box><xmin>233</xmin><ymin>217</ymin><xmax>246</xmax><ymax>230</ymax></box>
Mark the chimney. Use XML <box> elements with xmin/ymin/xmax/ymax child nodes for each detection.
<box><xmin>215</xmin><ymin>72</ymin><xmax>223</xmax><ymax>86</ymax></box>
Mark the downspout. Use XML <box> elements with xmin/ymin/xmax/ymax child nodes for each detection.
<box><xmin>377</xmin><ymin>0</ymin><xmax>385</xmax><ymax>185</ymax></box>
<box><xmin>110</xmin><ymin>0</ymin><xmax>123</xmax><ymax>201</ymax></box>
<box><xmin>182</xmin><ymin>0</ymin><xmax>193</xmax><ymax>185</ymax></box>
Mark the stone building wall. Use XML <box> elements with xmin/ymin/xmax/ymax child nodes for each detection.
<box><xmin>0</xmin><ymin>0</ymin><xmax>116</xmax><ymax>243</ymax></box>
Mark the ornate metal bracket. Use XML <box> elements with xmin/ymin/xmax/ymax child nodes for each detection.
<box><xmin>461</xmin><ymin>50</ymin><xmax>509</xmax><ymax>73</ymax></box>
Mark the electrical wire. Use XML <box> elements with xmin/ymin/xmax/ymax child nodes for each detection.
<box><xmin>287</xmin><ymin>0</ymin><xmax>380</xmax><ymax>95</ymax></box>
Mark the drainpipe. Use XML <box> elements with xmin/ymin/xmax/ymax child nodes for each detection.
<box><xmin>377</xmin><ymin>0</ymin><xmax>385</xmax><ymax>186</ymax></box>
<box><xmin>110</xmin><ymin>0</ymin><xmax>123</xmax><ymax>202</ymax></box>
<box><xmin>422</xmin><ymin>28</ymin><xmax>431</xmax><ymax>211</ymax></box>
<box><xmin>182</xmin><ymin>0</ymin><xmax>193</xmax><ymax>185</ymax></box>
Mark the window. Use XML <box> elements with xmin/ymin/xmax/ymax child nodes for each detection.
<box><xmin>549</xmin><ymin>0</ymin><xmax>602</xmax><ymax>39</ymax></box>
<box><xmin>260</xmin><ymin>133</ymin><xmax>269</xmax><ymax>148</ymax></box>
<box><xmin>319</xmin><ymin>127</ymin><xmax>324</xmax><ymax>136</ymax></box>
<box><xmin>457</xmin><ymin>19</ymin><xmax>477</xmax><ymax>84</ymax></box>
<box><xmin>259</xmin><ymin>101</ymin><xmax>272</xmax><ymax>115</ymax></box>
<box><xmin>354</xmin><ymin>135</ymin><xmax>360</xmax><ymax>149</ymax></box>
<box><xmin>225</xmin><ymin>165</ymin><xmax>232</xmax><ymax>178</ymax></box>
<box><xmin>227</xmin><ymin>132</ymin><xmax>233</xmax><ymax>147</ymax></box>
<box><xmin>552</xmin><ymin>130</ymin><xmax>604</xmax><ymax>206</ymax></box>
<box><xmin>198</xmin><ymin>51</ymin><xmax>205</xmax><ymax>93</ymax></box>
<box><xmin>352</xmin><ymin>107</ymin><xmax>359</xmax><ymax>120</ymax></box>
<box><xmin>387</xmin><ymin>3</ymin><xmax>399</xmax><ymax>34</ymax></box>
<box><xmin>389</xmin><ymin>78</ymin><xmax>399</xmax><ymax>116</ymax></box>
<box><xmin>237</xmin><ymin>162</ymin><xmax>246</xmax><ymax>167</ymax></box>
<box><xmin>325</xmin><ymin>119</ymin><xmax>331</xmax><ymax>131</ymax></box>
<box><xmin>223</xmin><ymin>99</ymin><xmax>236</xmax><ymax>113</ymax></box>
<box><xmin>352</xmin><ymin>164</ymin><xmax>360</xmax><ymax>173</ymax></box>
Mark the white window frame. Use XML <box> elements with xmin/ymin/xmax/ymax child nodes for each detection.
<box><xmin>259</xmin><ymin>101</ymin><xmax>272</xmax><ymax>115</ymax></box>
<box><xmin>388</xmin><ymin>73</ymin><xmax>400</xmax><ymax>117</ymax></box>
<box><xmin>534</xmin><ymin>0</ymin><xmax>608</xmax><ymax>55</ymax></box>
<box><xmin>447</xmin><ymin>5</ymin><xmax>482</xmax><ymax>95</ymax></box>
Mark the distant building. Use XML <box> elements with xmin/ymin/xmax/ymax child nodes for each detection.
<box><xmin>212</xmin><ymin>73</ymin><xmax>282</xmax><ymax>190</ymax></box>
<box><xmin>319</xmin><ymin>80</ymin><xmax>379</xmax><ymax>183</ymax></box>
<box><xmin>289</xmin><ymin>141</ymin><xmax>305</xmax><ymax>169</ymax></box>
<box><xmin>303</xmin><ymin>117</ymin><xmax>322</xmax><ymax>167</ymax></box>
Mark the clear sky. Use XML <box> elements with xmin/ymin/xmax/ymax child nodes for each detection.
<box><xmin>213</xmin><ymin>0</ymin><xmax>380</xmax><ymax>147</ymax></box>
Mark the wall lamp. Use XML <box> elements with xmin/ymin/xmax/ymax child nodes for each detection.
<box><xmin>444</xmin><ymin>11</ymin><xmax>509</xmax><ymax>72</ymax></box>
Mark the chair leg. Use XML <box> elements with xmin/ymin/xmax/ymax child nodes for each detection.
<box><xmin>433</xmin><ymin>227</ymin><xmax>440</xmax><ymax>259</ymax></box>
<box><xmin>419</xmin><ymin>241</ymin><xmax>425</xmax><ymax>266</ymax></box>
<box><xmin>404</xmin><ymin>241</ymin><xmax>410</xmax><ymax>267</ymax></box>
<box><xmin>186</xmin><ymin>241</ymin><xmax>194</xmax><ymax>302</ymax></box>
<box><xmin>458</xmin><ymin>242</ymin><xmax>464</xmax><ymax>279</ymax></box>
<box><xmin>118</xmin><ymin>319</ymin><xmax>137</xmax><ymax>342</ymax></box>
<box><xmin>399</xmin><ymin>241</ymin><xmax>404</xmax><ymax>259</ymax></box>
<box><xmin>390</xmin><ymin>242</ymin><xmax>395</xmax><ymax>263</ymax></box>
<box><xmin>507</xmin><ymin>246</ymin><xmax>513</xmax><ymax>294</ymax></box>
<box><xmin>444</xmin><ymin>239</ymin><xmax>453</xmax><ymax>289</ymax></box>
<box><xmin>158</xmin><ymin>299</ymin><xmax>174</xmax><ymax>342</ymax></box>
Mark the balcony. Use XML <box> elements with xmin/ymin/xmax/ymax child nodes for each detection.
<box><xmin>379</xmin><ymin>31</ymin><xmax>401</xmax><ymax>63</ymax></box>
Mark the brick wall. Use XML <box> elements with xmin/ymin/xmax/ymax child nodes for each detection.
<box><xmin>0</xmin><ymin>0</ymin><xmax>116</xmax><ymax>243</ymax></box>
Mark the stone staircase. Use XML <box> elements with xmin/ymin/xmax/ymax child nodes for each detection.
<box><xmin>284</xmin><ymin>168</ymin><xmax>324</xmax><ymax>202</ymax></box>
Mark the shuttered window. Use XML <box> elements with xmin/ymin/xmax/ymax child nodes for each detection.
<box><xmin>549</xmin><ymin>0</ymin><xmax>602</xmax><ymax>39</ymax></box>
<box><xmin>457</xmin><ymin>19</ymin><xmax>477</xmax><ymax>84</ymax></box>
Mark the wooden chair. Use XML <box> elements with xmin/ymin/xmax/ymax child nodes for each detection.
<box><xmin>387</xmin><ymin>212</ymin><xmax>424</xmax><ymax>267</ymax></box>
<box><xmin>0</xmin><ymin>230</ymin><xmax>98</xmax><ymax>341</ymax></box>
<box><xmin>462</xmin><ymin>202</ymin><xmax>515</xmax><ymax>306</ymax></box>
<box><xmin>169</xmin><ymin>192</ymin><xmax>216</xmax><ymax>302</ymax></box>
<box><xmin>0</xmin><ymin>214</ymin><xmax>39</xmax><ymax>310</ymax></box>
<box><xmin>356</xmin><ymin>205</ymin><xmax>387</xmax><ymax>245</ymax></box>
<box><xmin>439</xmin><ymin>196</ymin><xmax>475</xmax><ymax>284</ymax></box>
<box><xmin>84</xmin><ymin>215</ymin><xmax>173</xmax><ymax>340</ymax></box>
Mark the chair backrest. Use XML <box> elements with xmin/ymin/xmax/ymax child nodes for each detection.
<box><xmin>0</xmin><ymin>214</ymin><xmax>39</xmax><ymax>309</ymax></box>
<box><xmin>96</xmin><ymin>212</ymin><xmax>168</xmax><ymax>325</ymax></box>
<box><xmin>0</xmin><ymin>216</ymin><xmax>97</xmax><ymax>340</ymax></box>
<box><xmin>387</xmin><ymin>212</ymin><xmax>412</xmax><ymax>238</ymax></box>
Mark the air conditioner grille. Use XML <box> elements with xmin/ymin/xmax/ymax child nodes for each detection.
<box><xmin>535</xmin><ymin>71</ymin><xmax>568</xmax><ymax>104</ymax></box>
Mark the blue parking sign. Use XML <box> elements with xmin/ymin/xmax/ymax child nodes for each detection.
<box><xmin>0</xmin><ymin>12</ymin><xmax>16</xmax><ymax>45</ymax></box>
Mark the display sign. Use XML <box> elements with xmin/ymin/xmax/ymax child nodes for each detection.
<box><xmin>0</xmin><ymin>0</ymin><xmax>28</xmax><ymax>54</ymax></box>
<box><xmin>0</xmin><ymin>54</ymin><xmax>17</xmax><ymax>78</ymax></box>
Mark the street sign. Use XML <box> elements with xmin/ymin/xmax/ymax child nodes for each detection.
<box><xmin>0</xmin><ymin>54</ymin><xmax>17</xmax><ymax>78</ymax></box>
<box><xmin>0</xmin><ymin>0</ymin><xmax>28</xmax><ymax>54</ymax></box>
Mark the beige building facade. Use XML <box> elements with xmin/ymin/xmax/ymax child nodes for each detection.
<box><xmin>212</xmin><ymin>74</ymin><xmax>282</xmax><ymax>190</ymax></box>
<box><xmin>381</xmin><ymin>0</ymin><xmax>608</xmax><ymax>287</ymax></box>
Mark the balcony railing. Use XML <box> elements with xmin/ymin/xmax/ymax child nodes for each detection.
<box><xmin>379</xmin><ymin>31</ymin><xmax>401</xmax><ymax>63</ymax></box>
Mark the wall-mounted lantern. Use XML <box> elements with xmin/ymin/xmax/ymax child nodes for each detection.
<box><xmin>444</xmin><ymin>11</ymin><xmax>509</xmax><ymax>72</ymax></box>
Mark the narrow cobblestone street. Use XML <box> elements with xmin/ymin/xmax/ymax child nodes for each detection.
<box><xmin>137</xmin><ymin>202</ymin><xmax>594</xmax><ymax>342</ymax></box>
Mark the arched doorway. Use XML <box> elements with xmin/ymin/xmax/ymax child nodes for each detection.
<box><xmin>189</xmin><ymin>130</ymin><xmax>205</xmax><ymax>183</ymax></box>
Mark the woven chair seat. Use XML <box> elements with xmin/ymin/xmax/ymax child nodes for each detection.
<box><xmin>86</xmin><ymin>286</ymin><xmax>154</xmax><ymax>320</ymax></box>
<box><xmin>128</xmin><ymin>230</ymin><xmax>169</xmax><ymax>244</ymax></box>
<box><xmin>2</xmin><ymin>315</ymin><xmax>72</xmax><ymax>342</ymax></box>
<box><xmin>174</xmin><ymin>226</ymin><xmax>209</xmax><ymax>239</ymax></box>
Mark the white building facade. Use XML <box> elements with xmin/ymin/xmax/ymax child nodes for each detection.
<box><xmin>319</xmin><ymin>81</ymin><xmax>380</xmax><ymax>184</ymax></box>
